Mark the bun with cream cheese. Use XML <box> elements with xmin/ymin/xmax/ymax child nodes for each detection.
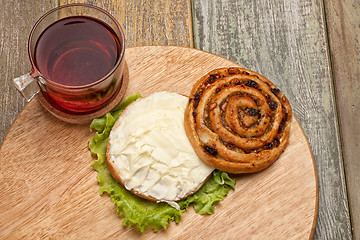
<box><xmin>184</xmin><ymin>67</ymin><xmax>292</xmax><ymax>174</ymax></box>
<box><xmin>106</xmin><ymin>91</ymin><xmax>214</xmax><ymax>209</ymax></box>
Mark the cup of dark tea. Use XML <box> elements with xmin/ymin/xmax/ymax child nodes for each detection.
<box><xmin>13</xmin><ymin>4</ymin><xmax>128</xmax><ymax>123</ymax></box>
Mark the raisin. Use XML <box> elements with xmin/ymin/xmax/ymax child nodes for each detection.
<box><xmin>264</xmin><ymin>142</ymin><xmax>273</xmax><ymax>150</ymax></box>
<box><xmin>192</xmin><ymin>111</ymin><xmax>197</xmax><ymax>118</ymax></box>
<box><xmin>264</xmin><ymin>139</ymin><xmax>280</xmax><ymax>149</ymax></box>
<box><xmin>231</xmin><ymin>78</ymin><xmax>242</xmax><ymax>85</ymax></box>
<box><xmin>245</xmin><ymin>80</ymin><xmax>259</xmax><ymax>89</ymax></box>
<box><xmin>271</xmin><ymin>88</ymin><xmax>280</xmax><ymax>96</ymax></box>
<box><xmin>278</xmin><ymin>119</ymin><xmax>285</xmax><ymax>133</ymax></box>
<box><xmin>273</xmin><ymin>138</ymin><xmax>280</xmax><ymax>147</ymax></box>
<box><xmin>194</xmin><ymin>93</ymin><xmax>201</xmax><ymax>102</ymax></box>
<box><xmin>204</xmin><ymin>146</ymin><xmax>218</xmax><ymax>156</ymax></box>
<box><xmin>244</xmin><ymin>149</ymin><xmax>252</xmax><ymax>154</ymax></box>
<box><xmin>228</xmin><ymin>68</ymin><xmax>240</xmax><ymax>74</ymax></box>
<box><xmin>212</xmin><ymin>72</ymin><xmax>220</xmax><ymax>78</ymax></box>
<box><xmin>207</xmin><ymin>75</ymin><xmax>216</xmax><ymax>84</ymax></box>
<box><xmin>225</xmin><ymin>142</ymin><xmax>236</xmax><ymax>149</ymax></box>
<box><xmin>268</xmin><ymin>101</ymin><xmax>278</xmax><ymax>110</ymax></box>
<box><xmin>193</xmin><ymin>93</ymin><xmax>201</xmax><ymax>108</ymax></box>
<box><xmin>248</xmin><ymin>108</ymin><xmax>259</xmax><ymax>116</ymax></box>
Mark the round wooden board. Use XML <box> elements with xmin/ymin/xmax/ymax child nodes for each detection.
<box><xmin>0</xmin><ymin>46</ymin><xmax>318</xmax><ymax>239</ymax></box>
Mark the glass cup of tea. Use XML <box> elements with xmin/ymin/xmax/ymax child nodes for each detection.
<box><xmin>13</xmin><ymin>4</ymin><xmax>128</xmax><ymax>123</ymax></box>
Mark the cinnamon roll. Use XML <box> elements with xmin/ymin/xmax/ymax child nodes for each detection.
<box><xmin>184</xmin><ymin>67</ymin><xmax>292</xmax><ymax>174</ymax></box>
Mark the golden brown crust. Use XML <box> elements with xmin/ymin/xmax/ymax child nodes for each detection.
<box><xmin>184</xmin><ymin>67</ymin><xmax>292</xmax><ymax>174</ymax></box>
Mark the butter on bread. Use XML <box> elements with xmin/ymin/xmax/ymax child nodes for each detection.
<box><xmin>107</xmin><ymin>91</ymin><xmax>214</xmax><ymax>209</ymax></box>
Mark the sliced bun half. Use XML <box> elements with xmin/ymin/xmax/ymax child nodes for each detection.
<box><xmin>107</xmin><ymin>91</ymin><xmax>214</xmax><ymax>209</ymax></box>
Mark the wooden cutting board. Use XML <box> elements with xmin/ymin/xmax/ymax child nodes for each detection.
<box><xmin>0</xmin><ymin>46</ymin><xmax>318</xmax><ymax>239</ymax></box>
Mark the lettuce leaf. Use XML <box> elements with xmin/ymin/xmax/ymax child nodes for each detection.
<box><xmin>89</xmin><ymin>93</ymin><xmax>236</xmax><ymax>232</ymax></box>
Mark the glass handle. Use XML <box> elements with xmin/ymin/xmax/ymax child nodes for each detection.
<box><xmin>13</xmin><ymin>73</ymin><xmax>40</xmax><ymax>102</ymax></box>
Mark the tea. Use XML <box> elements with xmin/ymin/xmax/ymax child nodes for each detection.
<box><xmin>34</xmin><ymin>16</ymin><xmax>120</xmax><ymax>87</ymax></box>
<box><xmin>13</xmin><ymin>4</ymin><xmax>127</xmax><ymax>121</ymax></box>
<box><xmin>33</xmin><ymin>15</ymin><xmax>123</xmax><ymax>113</ymax></box>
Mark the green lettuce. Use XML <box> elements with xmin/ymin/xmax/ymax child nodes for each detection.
<box><xmin>89</xmin><ymin>93</ymin><xmax>236</xmax><ymax>232</ymax></box>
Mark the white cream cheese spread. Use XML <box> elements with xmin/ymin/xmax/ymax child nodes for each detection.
<box><xmin>108</xmin><ymin>92</ymin><xmax>214</xmax><ymax>209</ymax></box>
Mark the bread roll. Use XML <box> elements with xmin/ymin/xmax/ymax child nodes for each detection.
<box><xmin>184</xmin><ymin>67</ymin><xmax>292</xmax><ymax>174</ymax></box>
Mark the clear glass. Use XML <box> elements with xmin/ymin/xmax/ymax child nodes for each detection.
<box><xmin>13</xmin><ymin>4</ymin><xmax>125</xmax><ymax>115</ymax></box>
<box><xmin>13</xmin><ymin>73</ymin><xmax>40</xmax><ymax>101</ymax></box>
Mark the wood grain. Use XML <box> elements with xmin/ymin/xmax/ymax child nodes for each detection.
<box><xmin>0</xmin><ymin>0</ymin><xmax>57</xmax><ymax>144</ymax></box>
<box><xmin>0</xmin><ymin>46</ymin><xmax>317</xmax><ymax>239</ymax></box>
<box><xmin>59</xmin><ymin>0</ymin><xmax>193</xmax><ymax>48</ymax></box>
<box><xmin>191</xmin><ymin>0</ymin><xmax>351</xmax><ymax>239</ymax></box>
<box><xmin>0</xmin><ymin>0</ymin><xmax>356</xmax><ymax>238</ymax></box>
<box><xmin>324</xmin><ymin>0</ymin><xmax>360</xmax><ymax>238</ymax></box>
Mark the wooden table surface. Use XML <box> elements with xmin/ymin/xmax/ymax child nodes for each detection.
<box><xmin>0</xmin><ymin>0</ymin><xmax>358</xmax><ymax>239</ymax></box>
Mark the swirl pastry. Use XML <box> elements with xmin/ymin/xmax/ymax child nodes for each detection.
<box><xmin>184</xmin><ymin>67</ymin><xmax>292</xmax><ymax>174</ymax></box>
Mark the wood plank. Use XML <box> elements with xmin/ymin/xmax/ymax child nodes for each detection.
<box><xmin>0</xmin><ymin>1</ymin><xmax>58</xmax><ymax>144</ymax></box>
<box><xmin>191</xmin><ymin>0</ymin><xmax>351</xmax><ymax>239</ymax></box>
<box><xmin>324</xmin><ymin>0</ymin><xmax>360</xmax><ymax>238</ymax></box>
<box><xmin>59</xmin><ymin>0</ymin><xmax>193</xmax><ymax>48</ymax></box>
